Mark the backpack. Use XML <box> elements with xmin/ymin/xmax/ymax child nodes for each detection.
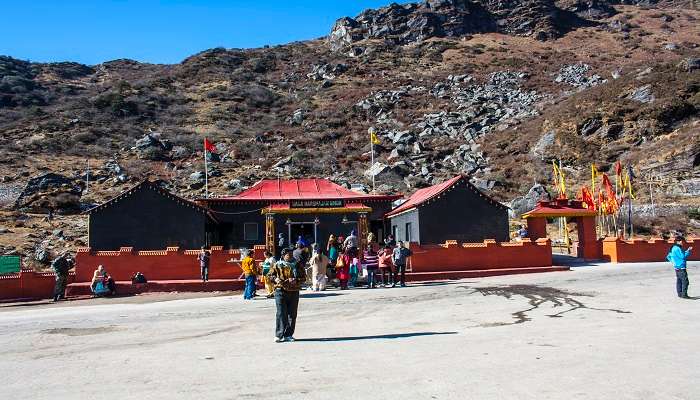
<box><xmin>132</xmin><ymin>272</ymin><xmax>147</xmax><ymax>284</ymax></box>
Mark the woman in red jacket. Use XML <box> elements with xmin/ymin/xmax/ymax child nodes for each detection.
<box><xmin>335</xmin><ymin>250</ymin><xmax>351</xmax><ymax>290</ymax></box>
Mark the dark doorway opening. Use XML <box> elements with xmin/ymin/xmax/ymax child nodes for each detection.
<box><xmin>290</xmin><ymin>223</ymin><xmax>315</xmax><ymax>246</ymax></box>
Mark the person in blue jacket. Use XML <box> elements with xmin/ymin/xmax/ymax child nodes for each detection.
<box><xmin>666</xmin><ymin>236</ymin><xmax>693</xmax><ymax>299</ymax></box>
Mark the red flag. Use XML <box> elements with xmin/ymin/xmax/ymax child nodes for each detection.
<box><xmin>615</xmin><ymin>161</ymin><xmax>622</xmax><ymax>176</ymax></box>
<box><xmin>204</xmin><ymin>138</ymin><xmax>217</xmax><ymax>153</ymax></box>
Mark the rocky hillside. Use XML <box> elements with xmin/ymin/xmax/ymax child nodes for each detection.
<box><xmin>0</xmin><ymin>0</ymin><xmax>699</xmax><ymax>263</ymax></box>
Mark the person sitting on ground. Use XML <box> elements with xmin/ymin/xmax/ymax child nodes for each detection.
<box><xmin>310</xmin><ymin>247</ymin><xmax>330</xmax><ymax>291</ymax></box>
<box><xmin>667</xmin><ymin>235</ymin><xmax>693</xmax><ymax>299</ymax></box>
<box><xmin>363</xmin><ymin>246</ymin><xmax>379</xmax><ymax>289</ymax></box>
<box><xmin>267</xmin><ymin>248</ymin><xmax>307</xmax><ymax>342</ymax></box>
<box><xmin>378</xmin><ymin>245</ymin><xmax>395</xmax><ymax>287</ymax></box>
<box><xmin>91</xmin><ymin>265</ymin><xmax>116</xmax><ymax>296</ymax></box>
<box><xmin>261</xmin><ymin>250</ymin><xmax>277</xmax><ymax>298</ymax></box>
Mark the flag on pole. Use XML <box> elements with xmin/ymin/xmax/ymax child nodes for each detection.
<box><xmin>591</xmin><ymin>164</ymin><xmax>598</xmax><ymax>194</ymax></box>
<box><xmin>204</xmin><ymin>138</ymin><xmax>217</xmax><ymax>154</ymax></box>
<box><xmin>552</xmin><ymin>161</ymin><xmax>567</xmax><ymax>198</ymax></box>
<box><xmin>370</xmin><ymin>129</ymin><xmax>380</xmax><ymax>145</ymax></box>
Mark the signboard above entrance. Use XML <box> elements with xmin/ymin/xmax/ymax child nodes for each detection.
<box><xmin>290</xmin><ymin>199</ymin><xmax>344</xmax><ymax>209</ymax></box>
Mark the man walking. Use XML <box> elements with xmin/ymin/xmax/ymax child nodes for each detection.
<box><xmin>667</xmin><ymin>236</ymin><xmax>693</xmax><ymax>298</ymax></box>
<box><xmin>198</xmin><ymin>246</ymin><xmax>210</xmax><ymax>282</ymax></box>
<box><xmin>267</xmin><ymin>248</ymin><xmax>306</xmax><ymax>342</ymax></box>
<box><xmin>52</xmin><ymin>252</ymin><xmax>74</xmax><ymax>302</ymax></box>
<box><xmin>392</xmin><ymin>241</ymin><xmax>412</xmax><ymax>287</ymax></box>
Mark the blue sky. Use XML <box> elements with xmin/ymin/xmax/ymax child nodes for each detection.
<box><xmin>1</xmin><ymin>0</ymin><xmax>408</xmax><ymax>65</ymax></box>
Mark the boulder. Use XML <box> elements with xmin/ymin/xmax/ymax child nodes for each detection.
<box><xmin>678</xmin><ymin>58</ymin><xmax>700</xmax><ymax>72</ymax></box>
<box><xmin>14</xmin><ymin>173</ymin><xmax>83</xmax><ymax>214</ymax></box>
<box><xmin>627</xmin><ymin>85</ymin><xmax>655</xmax><ymax>103</ymax></box>
<box><xmin>510</xmin><ymin>183</ymin><xmax>552</xmax><ymax>217</ymax></box>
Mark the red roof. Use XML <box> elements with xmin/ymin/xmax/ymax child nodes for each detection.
<box><xmin>202</xmin><ymin>179</ymin><xmax>401</xmax><ymax>202</ymax></box>
<box><xmin>522</xmin><ymin>199</ymin><xmax>597</xmax><ymax>218</ymax></box>
<box><xmin>386</xmin><ymin>175</ymin><xmax>506</xmax><ymax>217</ymax></box>
<box><xmin>386</xmin><ymin>175</ymin><xmax>462</xmax><ymax>217</ymax></box>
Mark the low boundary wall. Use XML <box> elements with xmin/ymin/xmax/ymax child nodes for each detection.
<box><xmin>602</xmin><ymin>237</ymin><xmax>699</xmax><ymax>263</ymax></box>
<box><xmin>0</xmin><ymin>270</ymin><xmax>75</xmax><ymax>301</ymax></box>
<box><xmin>74</xmin><ymin>246</ymin><xmax>267</xmax><ymax>282</ymax></box>
<box><xmin>409</xmin><ymin>239</ymin><xmax>553</xmax><ymax>272</ymax></box>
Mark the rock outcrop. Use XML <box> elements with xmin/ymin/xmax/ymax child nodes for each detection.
<box><xmin>329</xmin><ymin>0</ymin><xmax>600</xmax><ymax>50</ymax></box>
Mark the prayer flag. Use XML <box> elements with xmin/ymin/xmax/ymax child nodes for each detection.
<box><xmin>204</xmin><ymin>138</ymin><xmax>217</xmax><ymax>154</ymax></box>
<box><xmin>370</xmin><ymin>129</ymin><xmax>380</xmax><ymax>145</ymax></box>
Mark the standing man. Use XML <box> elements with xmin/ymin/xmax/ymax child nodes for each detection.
<box><xmin>239</xmin><ymin>249</ymin><xmax>259</xmax><ymax>300</ymax></box>
<box><xmin>277</xmin><ymin>233</ymin><xmax>286</xmax><ymax>257</ymax></box>
<box><xmin>343</xmin><ymin>230</ymin><xmax>359</xmax><ymax>257</ymax></box>
<box><xmin>52</xmin><ymin>252</ymin><xmax>74</xmax><ymax>302</ymax></box>
<box><xmin>268</xmin><ymin>248</ymin><xmax>307</xmax><ymax>342</ymax></box>
<box><xmin>198</xmin><ymin>246</ymin><xmax>210</xmax><ymax>283</ymax></box>
<box><xmin>667</xmin><ymin>235</ymin><xmax>693</xmax><ymax>299</ymax></box>
<box><xmin>392</xmin><ymin>241</ymin><xmax>412</xmax><ymax>288</ymax></box>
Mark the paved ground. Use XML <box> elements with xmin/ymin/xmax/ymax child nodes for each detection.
<box><xmin>1</xmin><ymin>261</ymin><xmax>698</xmax><ymax>400</ymax></box>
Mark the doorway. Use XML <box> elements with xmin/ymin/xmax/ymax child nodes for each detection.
<box><xmin>289</xmin><ymin>222</ymin><xmax>316</xmax><ymax>247</ymax></box>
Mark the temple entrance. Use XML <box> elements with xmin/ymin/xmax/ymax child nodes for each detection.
<box><xmin>522</xmin><ymin>199</ymin><xmax>601</xmax><ymax>261</ymax></box>
<box><xmin>289</xmin><ymin>222</ymin><xmax>316</xmax><ymax>246</ymax></box>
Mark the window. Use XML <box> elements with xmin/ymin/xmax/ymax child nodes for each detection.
<box><xmin>392</xmin><ymin>225</ymin><xmax>397</xmax><ymax>240</ymax></box>
<box><xmin>244</xmin><ymin>223</ymin><xmax>259</xmax><ymax>241</ymax></box>
<box><xmin>405</xmin><ymin>223</ymin><xmax>412</xmax><ymax>242</ymax></box>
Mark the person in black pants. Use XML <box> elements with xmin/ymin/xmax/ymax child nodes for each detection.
<box><xmin>392</xmin><ymin>241</ymin><xmax>412</xmax><ymax>287</ymax></box>
<box><xmin>267</xmin><ymin>249</ymin><xmax>307</xmax><ymax>342</ymax></box>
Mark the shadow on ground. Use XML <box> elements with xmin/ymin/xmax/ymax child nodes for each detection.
<box><xmin>300</xmin><ymin>292</ymin><xmax>345</xmax><ymax>298</ymax></box>
<box><xmin>295</xmin><ymin>331</ymin><xmax>458</xmax><ymax>342</ymax></box>
<box><xmin>461</xmin><ymin>284</ymin><xmax>631</xmax><ymax>326</ymax></box>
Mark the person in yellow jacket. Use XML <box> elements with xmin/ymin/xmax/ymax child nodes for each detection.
<box><xmin>267</xmin><ymin>248</ymin><xmax>307</xmax><ymax>342</ymax></box>
<box><xmin>239</xmin><ymin>249</ymin><xmax>259</xmax><ymax>300</ymax></box>
<box><xmin>261</xmin><ymin>250</ymin><xmax>276</xmax><ymax>298</ymax></box>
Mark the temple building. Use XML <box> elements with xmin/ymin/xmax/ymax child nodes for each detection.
<box><xmin>197</xmin><ymin>178</ymin><xmax>401</xmax><ymax>252</ymax></box>
<box><xmin>86</xmin><ymin>176</ymin><xmax>509</xmax><ymax>252</ymax></box>
<box><xmin>386</xmin><ymin>175</ymin><xmax>509</xmax><ymax>245</ymax></box>
<box><xmin>86</xmin><ymin>180</ymin><xmax>217</xmax><ymax>251</ymax></box>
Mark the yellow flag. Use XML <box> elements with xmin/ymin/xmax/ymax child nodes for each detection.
<box><xmin>591</xmin><ymin>164</ymin><xmax>598</xmax><ymax>194</ymax></box>
<box><xmin>370</xmin><ymin>129</ymin><xmax>380</xmax><ymax>145</ymax></box>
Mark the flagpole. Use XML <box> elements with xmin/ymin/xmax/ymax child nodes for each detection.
<box><xmin>371</xmin><ymin>141</ymin><xmax>375</xmax><ymax>193</ymax></box>
<box><xmin>86</xmin><ymin>159</ymin><xmax>89</xmax><ymax>194</ymax></box>
<box><xmin>204</xmin><ymin>141</ymin><xmax>209</xmax><ymax>198</ymax></box>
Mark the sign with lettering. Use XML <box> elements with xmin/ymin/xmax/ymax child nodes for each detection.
<box><xmin>290</xmin><ymin>199</ymin><xmax>344</xmax><ymax>209</ymax></box>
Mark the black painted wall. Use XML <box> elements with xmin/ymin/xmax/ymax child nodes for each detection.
<box><xmin>390</xmin><ymin>180</ymin><xmax>509</xmax><ymax>245</ymax></box>
<box><xmin>88</xmin><ymin>185</ymin><xmax>207</xmax><ymax>251</ymax></box>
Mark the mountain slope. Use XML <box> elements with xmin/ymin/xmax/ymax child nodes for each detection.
<box><xmin>0</xmin><ymin>0</ymin><xmax>699</xmax><ymax>261</ymax></box>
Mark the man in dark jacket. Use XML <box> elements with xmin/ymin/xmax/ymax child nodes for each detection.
<box><xmin>392</xmin><ymin>241</ymin><xmax>412</xmax><ymax>287</ymax></box>
<box><xmin>198</xmin><ymin>247</ymin><xmax>210</xmax><ymax>282</ymax></box>
<box><xmin>267</xmin><ymin>249</ymin><xmax>307</xmax><ymax>342</ymax></box>
<box><xmin>52</xmin><ymin>252</ymin><xmax>74</xmax><ymax>301</ymax></box>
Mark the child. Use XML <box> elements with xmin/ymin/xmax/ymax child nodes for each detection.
<box><xmin>261</xmin><ymin>250</ymin><xmax>276</xmax><ymax>298</ymax></box>
<box><xmin>363</xmin><ymin>247</ymin><xmax>379</xmax><ymax>288</ymax></box>
<box><xmin>349</xmin><ymin>256</ymin><xmax>360</xmax><ymax>288</ymax></box>
<box><xmin>378</xmin><ymin>246</ymin><xmax>395</xmax><ymax>287</ymax></box>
